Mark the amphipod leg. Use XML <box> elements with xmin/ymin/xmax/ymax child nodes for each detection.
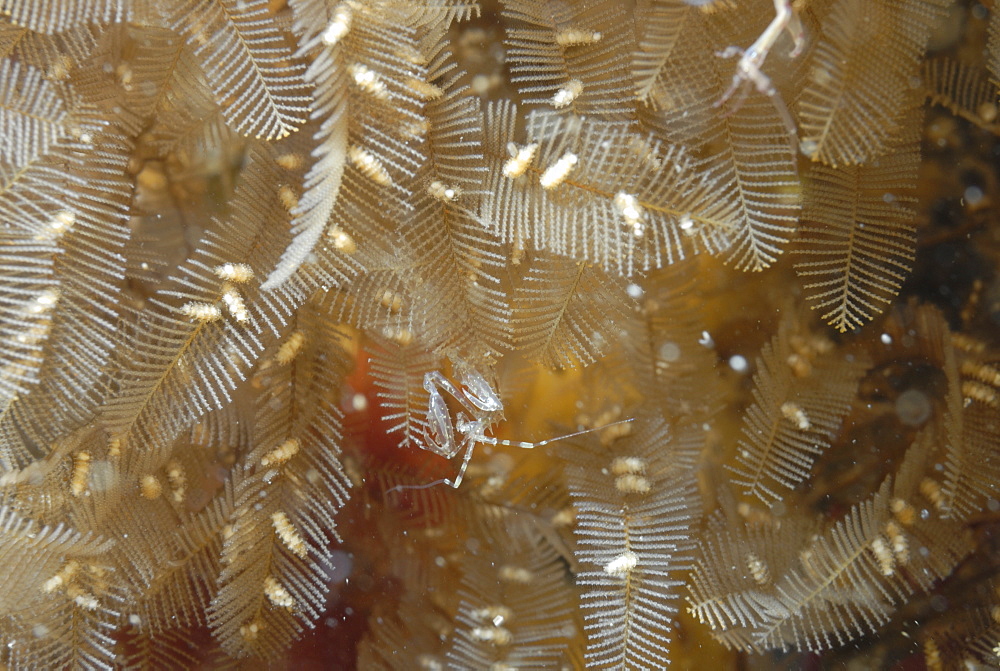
<box><xmin>715</xmin><ymin>0</ymin><xmax>804</xmax><ymax>146</ymax></box>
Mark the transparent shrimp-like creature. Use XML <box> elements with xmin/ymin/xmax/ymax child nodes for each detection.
<box><xmin>391</xmin><ymin>363</ymin><xmax>632</xmax><ymax>491</ymax></box>
<box><xmin>714</xmin><ymin>0</ymin><xmax>805</xmax><ymax>144</ymax></box>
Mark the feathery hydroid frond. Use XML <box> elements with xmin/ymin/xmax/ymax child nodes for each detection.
<box><xmin>167</xmin><ymin>0</ymin><xmax>310</xmax><ymax>140</ymax></box>
<box><xmin>699</xmin><ymin>94</ymin><xmax>801</xmax><ymax>272</ymax></box>
<box><xmin>695</xmin><ymin>436</ymin><xmax>974</xmax><ymax>654</ymax></box>
<box><xmin>0</xmin><ymin>505</ymin><xmax>113</xmax><ymax>616</ymax></box>
<box><xmin>512</xmin><ymin>250</ymin><xmax>634</xmax><ymax>368</ymax></box>
<box><xmin>940</xmin><ymin>335</ymin><xmax>1000</xmax><ymax>521</ymax></box>
<box><xmin>400</xmin><ymin>85</ymin><xmax>511</xmax><ymax>356</ymax></box>
<box><xmin>794</xmin><ymin>107</ymin><xmax>921</xmax><ymax>332</ymax></box>
<box><xmin>502</xmin><ymin>0</ymin><xmax>634</xmax><ymax>116</ymax></box>
<box><xmin>259</xmin><ymin>50</ymin><xmax>347</xmax><ymax>290</ymax></box>
<box><xmin>797</xmin><ymin>0</ymin><xmax>949</xmax><ymax>165</ymax></box>
<box><xmin>729</xmin><ymin>319</ymin><xmax>868</xmax><ymax>505</ymax></box>
<box><xmin>115</xmin><ymin>488</ymin><xmax>232</xmax><ymax>635</ymax></box>
<box><xmin>0</xmin><ymin>0</ymin><xmax>130</xmax><ymax>33</ymax></box>
<box><xmin>632</xmin><ymin>0</ymin><xmax>691</xmax><ymax>103</ymax></box>
<box><xmin>100</xmin><ymin>149</ymin><xmax>299</xmax><ymax>474</ymax></box>
<box><xmin>207</xmin><ymin>318</ymin><xmax>352</xmax><ymax>659</ymax></box>
<box><xmin>368</xmin><ymin>339</ymin><xmax>439</xmax><ymax>448</ymax></box>
<box><xmin>446</xmin><ymin>537</ymin><xmax>575</xmax><ymax>669</ymax></box>
<box><xmin>480</xmin><ymin>103</ymin><xmax>735</xmax><ymax>276</ymax></box>
<box><xmin>687</xmin><ymin>516</ymin><xmax>814</xmax><ymax>651</ymax></box>
<box><xmin>922</xmin><ymin>58</ymin><xmax>1000</xmax><ymax>134</ymax></box>
<box><xmin>0</xmin><ymin>59</ymin><xmax>71</xmax><ymax>169</ymax></box>
<box><xmin>616</xmin><ymin>262</ymin><xmax>718</xmax><ymax>419</ymax></box>
<box><xmin>0</xmin><ymin>102</ymin><xmax>130</xmax><ymax>462</ymax></box>
<box><xmin>565</xmin><ymin>416</ymin><xmax>698</xmax><ymax>668</ymax></box>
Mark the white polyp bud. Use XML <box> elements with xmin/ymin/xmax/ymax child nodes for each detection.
<box><xmin>406</xmin><ymin>77</ymin><xmax>444</xmax><ymax>100</ymax></box>
<box><xmin>379</xmin><ymin>289</ymin><xmax>403</xmax><ymax>312</ymax></box>
<box><xmin>400</xmin><ymin>118</ymin><xmax>431</xmax><ymax>140</ymax></box>
<box><xmin>73</xmin><ymin>592</ymin><xmax>99</xmax><ymax>610</ymax></box>
<box><xmin>71</xmin><ymin>452</ymin><xmax>91</xmax><ymax>497</ymax></box>
<box><xmin>615</xmin><ymin>474</ymin><xmax>651</xmax><ymax>495</ymax></box>
<box><xmin>278</xmin><ymin>185</ymin><xmax>298</xmax><ymax>212</ymax></box>
<box><xmin>43</xmin><ymin>561</ymin><xmax>79</xmax><ymax>593</ymax></box>
<box><xmin>961</xmin><ymin>360</ymin><xmax>1000</xmax><ymax>386</ymax></box>
<box><xmin>261</xmin><ymin>438</ymin><xmax>300</xmax><ymax>468</ymax></box>
<box><xmin>275</xmin><ymin>332</ymin><xmax>306</xmax><ymax>365</ymax></box>
<box><xmin>870</xmin><ymin>536</ymin><xmax>895</xmax><ymax>576</ymax></box>
<box><xmin>885</xmin><ymin>521</ymin><xmax>909</xmax><ymax>564</ymax></box>
<box><xmin>348</xmin><ymin>63</ymin><xmax>389</xmax><ymax>100</ymax></box>
<box><xmin>264</xmin><ymin>576</ymin><xmax>295</xmax><ymax>608</ymax></box>
<box><xmin>550</xmin><ymin>506</ymin><xmax>576</xmax><ymax>527</ymax></box>
<box><xmin>348</xmin><ymin>145</ymin><xmax>392</xmax><ymax>186</ymax></box>
<box><xmin>322</xmin><ymin>4</ymin><xmax>352</xmax><ymax>46</ymax></box>
<box><xmin>962</xmin><ymin>380</ymin><xmax>998</xmax><ymax>406</ymax></box>
<box><xmin>327</xmin><ymin>227</ymin><xmax>357</xmax><ymax>254</ymax></box>
<box><xmin>107</xmin><ymin>436</ymin><xmax>122</xmax><ymax>459</ymax></box>
<box><xmin>497</xmin><ymin>565</ymin><xmax>533</xmax><ymax>584</ymax></box>
<box><xmin>539</xmin><ymin>152</ymin><xmax>578</xmax><ymax>189</ymax></box>
<box><xmin>679</xmin><ymin>214</ymin><xmax>695</xmax><ymax>234</ymax></box>
<box><xmin>26</xmin><ymin>288</ymin><xmax>60</xmax><ymax>314</ymax></box>
<box><xmin>272</xmin><ymin>511</ymin><xmax>308</xmax><ymax>558</ymax></box>
<box><xmin>140</xmin><ymin>474</ymin><xmax>162</xmax><ymax>499</ymax></box>
<box><xmin>610</xmin><ymin>456</ymin><xmax>647</xmax><ymax>475</ymax></box>
<box><xmin>891</xmin><ymin>497</ymin><xmax>916</xmax><ymax>526</ymax></box>
<box><xmin>614</xmin><ymin>191</ymin><xmax>645</xmax><ymax>237</ymax></box>
<box><xmin>555</xmin><ymin>28</ymin><xmax>602</xmax><ymax>47</ymax></box>
<box><xmin>470</xmin><ymin>626</ymin><xmax>512</xmax><ymax>646</ymax></box>
<box><xmin>276</xmin><ymin>153</ymin><xmax>304</xmax><ymax>171</ymax></box>
<box><xmin>180</xmin><ymin>302</ymin><xmax>222</xmax><ymax>322</ymax></box>
<box><xmin>37</xmin><ymin>210</ymin><xmax>75</xmax><ymax>241</ymax></box>
<box><xmin>166</xmin><ymin>460</ymin><xmax>186</xmax><ymax>504</ymax></box>
<box><xmin>240</xmin><ymin>620</ymin><xmax>261</xmax><ymax>642</ymax></box>
<box><xmin>780</xmin><ymin>402</ymin><xmax>811</xmax><ymax>430</ymax></box>
<box><xmin>214</xmin><ymin>263</ymin><xmax>254</xmax><ymax>283</ymax></box>
<box><xmin>747</xmin><ymin>553</ymin><xmax>770</xmax><ymax>585</ymax></box>
<box><xmin>427</xmin><ymin>181</ymin><xmax>461</xmax><ymax>202</ymax></box>
<box><xmin>502</xmin><ymin>142</ymin><xmax>538</xmax><ymax>179</ymax></box>
<box><xmin>604</xmin><ymin>550</ymin><xmax>639</xmax><ymax>577</ymax></box>
<box><xmin>221</xmin><ymin>286</ymin><xmax>249</xmax><ymax>323</ymax></box>
<box><xmin>552</xmin><ymin>79</ymin><xmax>583</xmax><ymax>108</ymax></box>
<box><xmin>919</xmin><ymin>478</ymin><xmax>945</xmax><ymax>511</ymax></box>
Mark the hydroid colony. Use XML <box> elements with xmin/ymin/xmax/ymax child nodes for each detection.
<box><xmin>0</xmin><ymin>0</ymin><xmax>998</xmax><ymax>668</ymax></box>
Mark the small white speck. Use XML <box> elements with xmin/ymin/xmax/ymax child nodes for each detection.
<box><xmin>729</xmin><ymin>355</ymin><xmax>748</xmax><ymax>373</ymax></box>
<box><xmin>964</xmin><ymin>185</ymin><xmax>983</xmax><ymax>206</ymax></box>
<box><xmin>658</xmin><ymin>342</ymin><xmax>680</xmax><ymax>362</ymax></box>
<box><xmin>880</xmin><ymin>333</ymin><xmax>892</xmax><ymax>345</ymax></box>
<box><xmin>626</xmin><ymin>283</ymin><xmax>643</xmax><ymax>298</ymax></box>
